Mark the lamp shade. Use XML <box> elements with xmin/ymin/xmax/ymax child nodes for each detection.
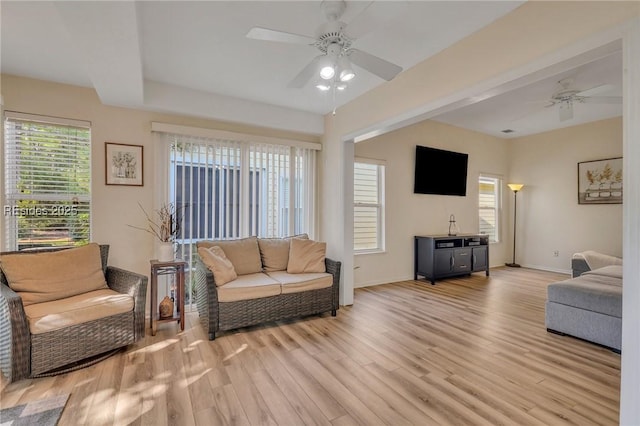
<box><xmin>338</xmin><ymin>55</ymin><xmax>355</xmax><ymax>82</ymax></box>
<box><xmin>508</xmin><ymin>183</ymin><xmax>524</xmax><ymax>192</ymax></box>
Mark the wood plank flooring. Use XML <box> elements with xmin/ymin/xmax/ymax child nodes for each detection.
<box><xmin>0</xmin><ymin>267</ymin><xmax>621</xmax><ymax>425</ymax></box>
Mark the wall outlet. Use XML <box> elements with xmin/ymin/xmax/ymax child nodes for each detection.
<box><xmin>553</xmin><ymin>250</ymin><xmax>559</xmax><ymax>257</ymax></box>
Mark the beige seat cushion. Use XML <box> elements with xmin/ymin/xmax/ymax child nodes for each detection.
<box><xmin>258</xmin><ymin>234</ymin><xmax>308</xmax><ymax>272</ymax></box>
<box><xmin>217</xmin><ymin>273</ymin><xmax>281</xmax><ymax>302</ymax></box>
<box><xmin>197</xmin><ymin>237</ymin><xmax>262</xmax><ymax>275</ymax></box>
<box><xmin>23</xmin><ymin>289</ymin><xmax>134</xmax><ymax>334</ymax></box>
<box><xmin>0</xmin><ymin>243</ymin><xmax>108</xmax><ymax>306</ymax></box>
<box><xmin>197</xmin><ymin>246</ymin><xmax>237</xmax><ymax>286</ymax></box>
<box><xmin>267</xmin><ymin>271</ymin><xmax>333</xmax><ymax>294</ymax></box>
<box><xmin>287</xmin><ymin>239</ymin><xmax>326</xmax><ymax>273</ymax></box>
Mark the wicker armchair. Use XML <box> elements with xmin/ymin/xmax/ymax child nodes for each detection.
<box><xmin>0</xmin><ymin>245</ymin><xmax>147</xmax><ymax>382</ymax></box>
<box><xmin>195</xmin><ymin>256</ymin><xmax>341</xmax><ymax>340</ymax></box>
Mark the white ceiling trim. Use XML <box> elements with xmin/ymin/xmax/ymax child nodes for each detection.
<box><xmin>151</xmin><ymin>122</ymin><xmax>321</xmax><ymax>151</ymax></box>
<box><xmin>54</xmin><ymin>2</ymin><xmax>144</xmax><ymax>107</ymax></box>
<box><xmin>144</xmin><ymin>80</ymin><xmax>324</xmax><ymax>136</ymax></box>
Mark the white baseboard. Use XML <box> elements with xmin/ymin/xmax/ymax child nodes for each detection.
<box><xmin>355</xmin><ymin>274</ymin><xmax>414</xmax><ymax>288</ymax></box>
<box><xmin>520</xmin><ymin>264</ymin><xmax>571</xmax><ymax>275</ymax></box>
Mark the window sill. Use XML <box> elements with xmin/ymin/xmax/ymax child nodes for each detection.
<box><xmin>354</xmin><ymin>249</ymin><xmax>386</xmax><ymax>256</ymax></box>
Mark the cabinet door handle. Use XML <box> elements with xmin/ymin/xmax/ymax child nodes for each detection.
<box><xmin>451</xmin><ymin>256</ymin><xmax>455</xmax><ymax>270</ymax></box>
<box><xmin>473</xmin><ymin>254</ymin><xmax>476</xmax><ymax>266</ymax></box>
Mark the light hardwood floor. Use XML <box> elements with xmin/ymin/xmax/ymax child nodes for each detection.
<box><xmin>0</xmin><ymin>267</ymin><xmax>621</xmax><ymax>425</ymax></box>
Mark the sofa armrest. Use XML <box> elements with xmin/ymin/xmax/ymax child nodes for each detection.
<box><xmin>106</xmin><ymin>266</ymin><xmax>148</xmax><ymax>341</ymax></box>
<box><xmin>325</xmin><ymin>258</ymin><xmax>341</xmax><ymax>310</ymax></box>
<box><xmin>0</xmin><ymin>283</ymin><xmax>31</xmax><ymax>382</ymax></box>
<box><xmin>194</xmin><ymin>256</ymin><xmax>219</xmax><ymax>339</ymax></box>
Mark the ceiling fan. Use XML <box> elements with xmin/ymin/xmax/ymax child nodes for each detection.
<box><xmin>246</xmin><ymin>0</ymin><xmax>404</xmax><ymax>90</ymax></box>
<box><xmin>544</xmin><ymin>77</ymin><xmax>622</xmax><ymax>121</ymax></box>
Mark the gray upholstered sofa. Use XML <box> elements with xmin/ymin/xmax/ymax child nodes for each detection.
<box><xmin>571</xmin><ymin>250</ymin><xmax>622</xmax><ymax>277</ymax></box>
<box><xmin>545</xmin><ymin>265</ymin><xmax>622</xmax><ymax>352</ymax></box>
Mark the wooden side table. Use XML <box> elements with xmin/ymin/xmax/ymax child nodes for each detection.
<box><xmin>150</xmin><ymin>259</ymin><xmax>186</xmax><ymax>336</ymax></box>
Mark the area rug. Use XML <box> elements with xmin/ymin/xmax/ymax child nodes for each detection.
<box><xmin>0</xmin><ymin>394</ymin><xmax>69</xmax><ymax>426</ymax></box>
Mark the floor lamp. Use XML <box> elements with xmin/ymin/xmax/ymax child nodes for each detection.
<box><xmin>506</xmin><ymin>183</ymin><xmax>524</xmax><ymax>267</ymax></box>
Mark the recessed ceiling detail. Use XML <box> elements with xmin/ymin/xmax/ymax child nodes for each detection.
<box><xmin>1</xmin><ymin>0</ymin><xmax>524</xmax><ymax>134</ymax></box>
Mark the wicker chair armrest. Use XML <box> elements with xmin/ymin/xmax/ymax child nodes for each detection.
<box><xmin>0</xmin><ymin>283</ymin><xmax>31</xmax><ymax>382</ymax></box>
<box><xmin>106</xmin><ymin>266</ymin><xmax>148</xmax><ymax>341</ymax></box>
<box><xmin>325</xmin><ymin>258</ymin><xmax>342</xmax><ymax>310</ymax></box>
<box><xmin>194</xmin><ymin>256</ymin><xmax>219</xmax><ymax>336</ymax></box>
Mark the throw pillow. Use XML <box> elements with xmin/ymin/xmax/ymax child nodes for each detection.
<box><xmin>197</xmin><ymin>236</ymin><xmax>262</xmax><ymax>275</ymax></box>
<box><xmin>287</xmin><ymin>238</ymin><xmax>326</xmax><ymax>273</ymax></box>
<box><xmin>197</xmin><ymin>246</ymin><xmax>238</xmax><ymax>286</ymax></box>
<box><xmin>0</xmin><ymin>243</ymin><xmax>108</xmax><ymax>306</ymax></box>
<box><xmin>258</xmin><ymin>234</ymin><xmax>309</xmax><ymax>272</ymax></box>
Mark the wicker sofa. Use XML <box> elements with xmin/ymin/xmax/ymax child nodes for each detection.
<box><xmin>195</xmin><ymin>236</ymin><xmax>341</xmax><ymax>340</ymax></box>
<box><xmin>0</xmin><ymin>244</ymin><xmax>147</xmax><ymax>382</ymax></box>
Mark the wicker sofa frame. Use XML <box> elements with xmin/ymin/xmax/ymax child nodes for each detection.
<box><xmin>0</xmin><ymin>245</ymin><xmax>148</xmax><ymax>382</ymax></box>
<box><xmin>195</xmin><ymin>256</ymin><xmax>341</xmax><ymax>340</ymax></box>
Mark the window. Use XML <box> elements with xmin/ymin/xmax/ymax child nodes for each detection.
<box><xmin>479</xmin><ymin>175</ymin><xmax>501</xmax><ymax>243</ymax></box>
<box><xmin>158</xmin><ymin>131</ymin><xmax>317</xmax><ymax>307</ymax></box>
<box><xmin>354</xmin><ymin>160</ymin><xmax>384</xmax><ymax>252</ymax></box>
<box><xmin>4</xmin><ymin>113</ymin><xmax>91</xmax><ymax>251</ymax></box>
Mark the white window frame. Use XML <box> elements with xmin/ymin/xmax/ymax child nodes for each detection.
<box><xmin>3</xmin><ymin>111</ymin><xmax>92</xmax><ymax>251</ymax></box>
<box><xmin>478</xmin><ymin>174</ymin><xmax>502</xmax><ymax>244</ymax></box>
<box><xmin>354</xmin><ymin>158</ymin><xmax>385</xmax><ymax>254</ymax></box>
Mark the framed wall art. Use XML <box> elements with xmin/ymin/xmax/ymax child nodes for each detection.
<box><xmin>578</xmin><ymin>157</ymin><xmax>622</xmax><ymax>204</ymax></box>
<box><xmin>105</xmin><ymin>142</ymin><xmax>143</xmax><ymax>186</ymax></box>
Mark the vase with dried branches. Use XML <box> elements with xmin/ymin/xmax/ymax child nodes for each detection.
<box><xmin>129</xmin><ymin>202</ymin><xmax>183</xmax><ymax>261</ymax></box>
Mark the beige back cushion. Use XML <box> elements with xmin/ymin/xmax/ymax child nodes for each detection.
<box><xmin>197</xmin><ymin>246</ymin><xmax>238</xmax><ymax>286</ymax></box>
<box><xmin>197</xmin><ymin>236</ymin><xmax>262</xmax><ymax>275</ymax></box>
<box><xmin>287</xmin><ymin>238</ymin><xmax>326</xmax><ymax>273</ymax></box>
<box><xmin>0</xmin><ymin>243</ymin><xmax>108</xmax><ymax>306</ymax></box>
<box><xmin>258</xmin><ymin>234</ymin><xmax>309</xmax><ymax>272</ymax></box>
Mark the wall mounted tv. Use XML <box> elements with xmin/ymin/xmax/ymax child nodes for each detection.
<box><xmin>414</xmin><ymin>145</ymin><xmax>468</xmax><ymax>196</ymax></box>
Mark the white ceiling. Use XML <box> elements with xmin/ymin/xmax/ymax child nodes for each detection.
<box><xmin>1</xmin><ymin>1</ymin><xmax>622</xmax><ymax>138</ymax></box>
<box><xmin>433</xmin><ymin>50</ymin><xmax>623</xmax><ymax>138</ymax></box>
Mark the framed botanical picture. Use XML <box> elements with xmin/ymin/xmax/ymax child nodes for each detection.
<box><xmin>105</xmin><ymin>142</ymin><xmax>143</xmax><ymax>186</ymax></box>
<box><xmin>578</xmin><ymin>157</ymin><xmax>622</xmax><ymax>204</ymax></box>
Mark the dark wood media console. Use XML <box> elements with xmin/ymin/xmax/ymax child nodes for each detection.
<box><xmin>414</xmin><ymin>234</ymin><xmax>490</xmax><ymax>284</ymax></box>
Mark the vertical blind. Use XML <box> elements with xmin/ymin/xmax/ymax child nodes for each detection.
<box><xmin>4</xmin><ymin>113</ymin><xmax>91</xmax><ymax>250</ymax></box>
<box><xmin>159</xmin><ymin>131</ymin><xmax>317</xmax><ymax>307</ymax></box>
<box><xmin>354</xmin><ymin>161</ymin><xmax>383</xmax><ymax>252</ymax></box>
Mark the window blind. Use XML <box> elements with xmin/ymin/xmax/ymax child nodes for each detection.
<box><xmin>354</xmin><ymin>161</ymin><xmax>384</xmax><ymax>252</ymax></box>
<box><xmin>159</xmin><ymin>131</ymin><xmax>316</xmax><ymax>308</ymax></box>
<box><xmin>479</xmin><ymin>176</ymin><xmax>500</xmax><ymax>243</ymax></box>
<box><xmin>4</xmin><ymin>114</ymin><xmax>91</xmax><ymax>250</ymax></box>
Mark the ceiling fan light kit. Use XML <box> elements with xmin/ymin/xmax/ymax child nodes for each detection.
<box><xmin>246</xmin><ymin>0</ymin><xmax>403</xmax><ymax>95</ymax></box>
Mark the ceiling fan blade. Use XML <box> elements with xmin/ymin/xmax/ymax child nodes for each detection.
<box><xmin>349</xmin><ymin>49</ymin><xmax>402</xmax><ymax>81</ymax></box>
<box><xmin>287</xmin><ymin>56</ymin><xmax>322</xmax><ymax>88</ymax></box>
<box><xmin>582</xmin><ymin>96</ymin><xmax>622</xmax><ymax>104</ymax></box>
<box><xmin>246</xmin><ymin>27</ymin><xmax>316</xmax><ymax>45</ymax></box>
<box><xmin>559</xmin><ymin>102</ymin><xmax>573</xmax><ymax>122</ymax></box>
<box><xmin>576</xmin><ymin>84</ymin><xmax>616</xmax><ymax>97</ymax></box>
<box><xmin>346</xmin><ymin>1</ymin><xmax>408</xmax><ymax>39</ymax></box>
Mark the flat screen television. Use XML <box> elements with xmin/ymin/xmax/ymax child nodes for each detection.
<box><xmin>414</xmin><ymin>145</ymin><xmax>468</xmax><ymax>196</ymax></box>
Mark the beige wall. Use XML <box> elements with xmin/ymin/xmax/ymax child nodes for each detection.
<box><xmin>354</xmin><ymin>120</ymin><xmax>508</xmax><ymax>287</ymax></box>
<box><xmin>509</xmin><ymin>117</ymin><xmax>622</xmax><ymax>273</ymax></box>
<box><xmin>320</xmin><ymin>1</ymin><xmax>638</xmax><ymax>302</ymax></box>
<box><xmin>0</xmin><ymin>74</ymin><xmax>319</xmax><ymax>280</ymax></box>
